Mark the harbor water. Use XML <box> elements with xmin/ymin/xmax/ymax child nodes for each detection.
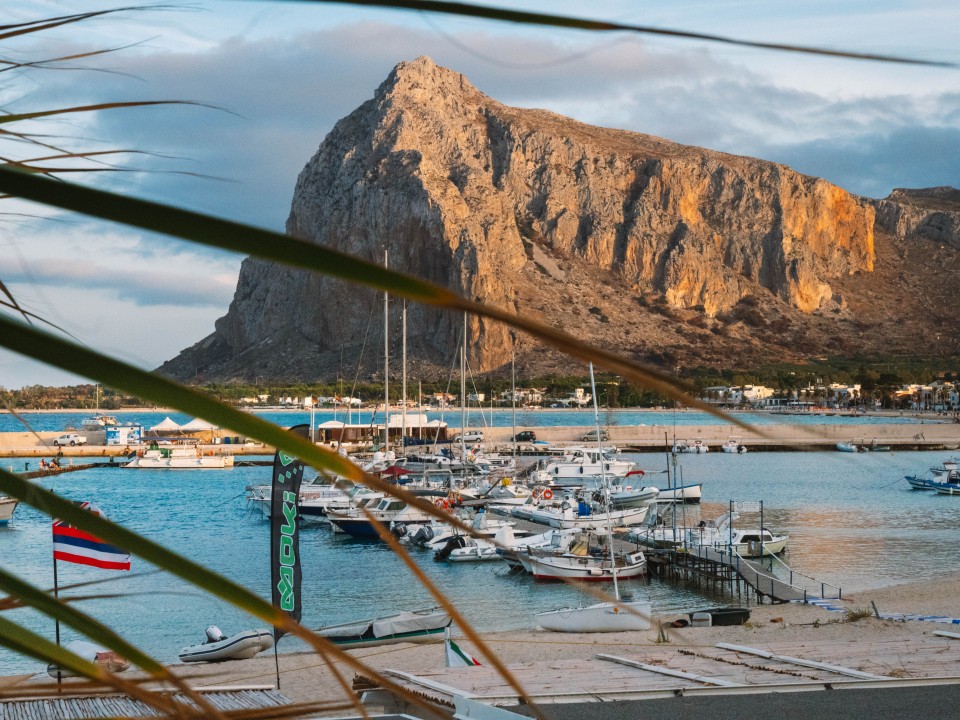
<box><xmin>1</xmin><ymin>444</ymin><xmax>958</xmax><ymax>675</ymax></box>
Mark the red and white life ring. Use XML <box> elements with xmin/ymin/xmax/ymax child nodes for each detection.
<box><xmin>542</xmin><ymin>488</ymin><xmax>554</xmax><ymax>500</ymax></box>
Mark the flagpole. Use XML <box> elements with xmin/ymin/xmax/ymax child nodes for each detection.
<box><xmin>52</xmin><ymin>541</ymin><xmax>61</xmax><ymax>689</ymax></box>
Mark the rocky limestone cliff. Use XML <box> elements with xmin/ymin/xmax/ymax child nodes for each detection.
<box><xmin>160</xmin><ymin>57</ymin><xmax>924</xmax><ymax>383</ymax></box>
<box><xmin>875</xmin><ymin>187</ymin><xmax>960</xmax><ymax>249</ymax></box>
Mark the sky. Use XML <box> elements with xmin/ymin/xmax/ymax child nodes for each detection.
<box><xmin>1</xmin><ymin>0</ymin><xmax>959</xmax><ymax>388</ymax></box>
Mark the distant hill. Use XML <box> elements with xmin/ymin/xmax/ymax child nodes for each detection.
<box><xmin>158</xmin><ymin>57</ymin><xmax>960</xmax><ymax>382</ymax></box>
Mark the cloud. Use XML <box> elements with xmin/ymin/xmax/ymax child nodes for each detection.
<box><xmin>3</xmin><ymin>6</ymin><xmax>959</xmax><ymax>387</ymax></box>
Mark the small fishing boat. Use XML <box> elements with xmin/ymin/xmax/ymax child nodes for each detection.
<box><xmin>0</xmin><ymin>495</ymin><xmax>18</xmax><ymax>526</ymax></box>
<box><xmin>178</xmin><ymin>626</ymin><xmax>273</xmax><ymax>663</ymax></box>
<box><xmin>47</xmin><ymin>640</ymin><xmax>130</xmax><ymax>678</ymax></box>
<box><xmin>836</xmin><ymin>441</ymin><xmax>860</xmax><ymax>453</ymax></box>
<box><xmin>315</xmin><ymin>608</ymin><xmax>451</xmax><ymax>648</ymax></box>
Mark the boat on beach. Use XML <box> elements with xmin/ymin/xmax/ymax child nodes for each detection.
<box><xmin>178</xmin><ymin>626</ymin><xmax>273</xmax><ymax>663</ymax></box>
<box><xmin>314</xmin><ymin>608</ymin><xmax>451</xmax><ymax>648</ymax></box>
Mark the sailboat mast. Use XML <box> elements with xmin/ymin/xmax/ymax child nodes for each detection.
<box><xmin>384</xmin><ymin>251</ymin><xmax>390</xmax><ymax>454</ymax></box>
<box><xmin>460</xmin><ymin>312</ymin><xmax>468</xmax><ymax>462</ymax></box>
<box><xmin>589</xmin><ymin>363</ymin><xmax>620</xmax><ymax>600</ymax></box>
<box><xmin>402</xmin><ymin>301</ymin><xmax>407</xmax><ymax>450</ymax></box>
<box><xmin>511</xmin><ymin>351</ymin><xmax>517</xmax><ymax>462</ymax></box>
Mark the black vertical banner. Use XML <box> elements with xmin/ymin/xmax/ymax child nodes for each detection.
<box><xmin>270</xmin><ymin>424</ymin><xmax>308</xmax><ymax>641</ymax></box>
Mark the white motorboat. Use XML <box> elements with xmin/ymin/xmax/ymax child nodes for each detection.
<box><xmin>446</xmin><ymin>537</ymin><xmax>501</xmax><ymax>562</ymax></box>
<box><xmin>721</xmin><ymin>438</ymin><xmax>748</xmax><ymax>453</ymax></box>
<box><xmin>535</xmin><ymin>599</ymin><xmax>651</xmax><ymax>633</ymax></box>
<box><xmin>653</xmin><ymin>483</ymin><xmax>702</xmax><ymax>503</ymax></box>
<box><xmin>684</xmin><ymin>512</ymin><xmax>789</xmax><ymax>556</ymax></box>
<box><xmin>0</xmin><ymin>495</ymin><xmax>18</xmax><ymax>526</ymax></box>
<box><xmin>622</xmin><ymin>470</ymin><xmax>701</xmax><ymax>504</ymax></box>
<box><xmin>124</xmin><ymin>446</ymin><xmax>234</xmax><ymax>469</ymax></box>
<box><xmin>315</xmin><ymin>608</ymin><xmax>451</xmax><ymax>648</ymax></box>
<box><xmin>534</xmin><ymin>446</ymin><xmax>636</xmax><ymax>485</ymax></box>
<box><xmin>836</xmin><ymin>441</ymin><xmax>861</xmax><ymax>453</ymax></box>
<box><xmin>178</xmin><ymin>626</ymin><xmax>273</xmax><ymax>663</ymax></box>
<box><xmin>673</xmin><ymin>439</ymin><xmax>709</xmax><ymax>453</ymax></box>
<box><xmin>80</xmin><ymin>414</ymin><xmax>120</xmax><ymax>431</ymax></box>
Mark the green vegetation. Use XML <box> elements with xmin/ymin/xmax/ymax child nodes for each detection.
<box><xmin>4</xmin><ymin>356</ymin><xmax>957</xmax><ymax>410</ymax></box>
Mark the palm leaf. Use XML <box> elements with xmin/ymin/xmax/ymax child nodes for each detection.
<box><xmin>296</xmin><ymin>1</ymin><xmax>953</xmax><ymax>67</ymax></box>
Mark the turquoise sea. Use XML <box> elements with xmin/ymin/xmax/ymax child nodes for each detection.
<box><xmin>1</xmin><ymin>440</ymin><xmax>958</xmax><ymax>676</ymax></box>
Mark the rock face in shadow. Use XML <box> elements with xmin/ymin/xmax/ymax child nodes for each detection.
<box><xmin>875</xmin><ymin>187</ymin><xmax>960</xmax><ymax>249</ymax></box>
<box><xmin>159</xmin><ymin>57</ymin><xmax>890</xmax><ymax>382</ymax></box>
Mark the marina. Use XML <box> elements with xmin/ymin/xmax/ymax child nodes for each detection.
<box><xmin>2</xmin><ymin>440</ymin><xmax>960</xmax><ymax>677</ymax></box>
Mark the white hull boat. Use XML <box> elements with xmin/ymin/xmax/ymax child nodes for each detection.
<box><xmin>536</xmin><ymin>600</ymin><xmax>652</xmax><ymax>632</ymax></box>
<box><xmin>178</xmin><ymin>627</ymin><xmax>273</xmax><ymax>663</ymax></box>
<box><xmin>721</xmin><ymin>439</ymin><xmax>748</xmax><ymax>453</ymax></box>
<box><xmin>527</xmin><ymin>550</ymin><xmax>647</xmax><ymax>581</ymax></box>
<box><xmin>0</xmin><ymin>496</ymin><xmax>18</xmax><ymax>526</ymax></box>
<box><xmin>527</xmin><ymin>499</ymin><xmax>655</xmax><ymax>530</ymax></box>
<box><xmin>653</xmin><ymin>483</ymin><xmax>702</xmax><ymax>503</ymax></box>
<box><xmin>315</xmin><ymin>609</ymin><xmax>451</xmax><ymax>648</ymax></box>
<box><xmin>536</xmin><ymin>446</ymin><xmax>636</xmax><ymax>483</ymax></box>
<box><xmin>124</xmin><ymin>447</ymin><xmax>234</xmax><ymax>469</ymax></box>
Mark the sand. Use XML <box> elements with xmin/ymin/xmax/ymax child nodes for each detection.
<box><xmin>12</xmin><ymin>573</ymin><xmax>955</xmax><ymax>709</ymax></box>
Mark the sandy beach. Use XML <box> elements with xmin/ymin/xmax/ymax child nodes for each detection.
<box><xmin>11</xmin><ymin>573</ymin><xmax>958</xmax><ymax>711</ymax></box>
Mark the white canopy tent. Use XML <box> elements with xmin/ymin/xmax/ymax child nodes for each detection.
<box><xmin>149</xmin><ymin>417</ymin><xmax>182</xmax><ymax>432</ymax></box>
<box><xmin>180</xmin><ymin>417</ymin><xmax>219</xmax><ymax>431</ymax></box>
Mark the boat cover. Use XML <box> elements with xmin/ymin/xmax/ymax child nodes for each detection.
<box><xmin>372</xmin><ymin>611</ymin><xmax>449</xmax><ymax>637</ymax></box>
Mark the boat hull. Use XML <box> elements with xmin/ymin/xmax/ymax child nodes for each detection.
<box><xmin>178</xmin><ymin>629</ymin><xmax>272</xmax><ymax>663</ymax></box>
<box><xmin>536</xmin><ymin>600</ymin><xmax>652</xmax><ymax>632</ymax></box>
<box><xmin>528</xmin><ymin>552</ymin><xmax>646</xmax><ymax>581</ymax></box>
<box><xmin>0</xmin><ymin>496</ymin><xmax>17</xmax><ymax>526</ymax></box>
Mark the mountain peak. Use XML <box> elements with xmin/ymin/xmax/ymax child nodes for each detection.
<box><xmin>377</xmin><ymin>56</ymin><xmax>480</xmax><ymax>102</ymax></box>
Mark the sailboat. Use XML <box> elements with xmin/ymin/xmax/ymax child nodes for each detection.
<box><xmin>534</xmin><ymin>364</ymin><xmax>652</xmax><ymax>632</ymax></box>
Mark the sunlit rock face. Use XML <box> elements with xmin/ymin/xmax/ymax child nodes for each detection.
<box><xmin>160</xmin><ymin>57</ymin><xmax>880</xmax><ymax>381</ymax></box>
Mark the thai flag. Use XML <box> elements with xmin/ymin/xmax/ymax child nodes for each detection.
<box><xmin>52</xmin><ymin>502</ymin><xmax>131</xmax><ymax>571</ymax></box>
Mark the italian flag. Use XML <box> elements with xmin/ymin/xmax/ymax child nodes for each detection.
<box><xmin>445</xmin><ymin>633</ymin><xmax>481</xmax><ymax>668</ymax></box>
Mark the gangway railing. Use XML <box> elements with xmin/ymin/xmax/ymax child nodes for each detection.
<box><xmin>681</xmin><ymin>544</ymin><xmax>841</xmax><ymax>603</ymax></box>
<box><xmin>762</xmin><ymin>549</ymin><xmax>843</xmax><ymax>601</ymax></box>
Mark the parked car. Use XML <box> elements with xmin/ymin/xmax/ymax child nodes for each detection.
<box><xmin>53</xmin><ymin>433</ymin><xmax>87</xmax><ymax>447</ymax></box>
<box><xmin>512</xmin><ymin>431</ymin><xmax>537</xmax><ymax>442</ymax></box>
<box><xmin>580</xmin><ymin>429</ymin><xmax>609</xmax><ymax>442</ymax></box>
<box><xmin>453</xmin><ymin>430</ymin><xmax>485</xmax><ymax>443</ymax></box>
